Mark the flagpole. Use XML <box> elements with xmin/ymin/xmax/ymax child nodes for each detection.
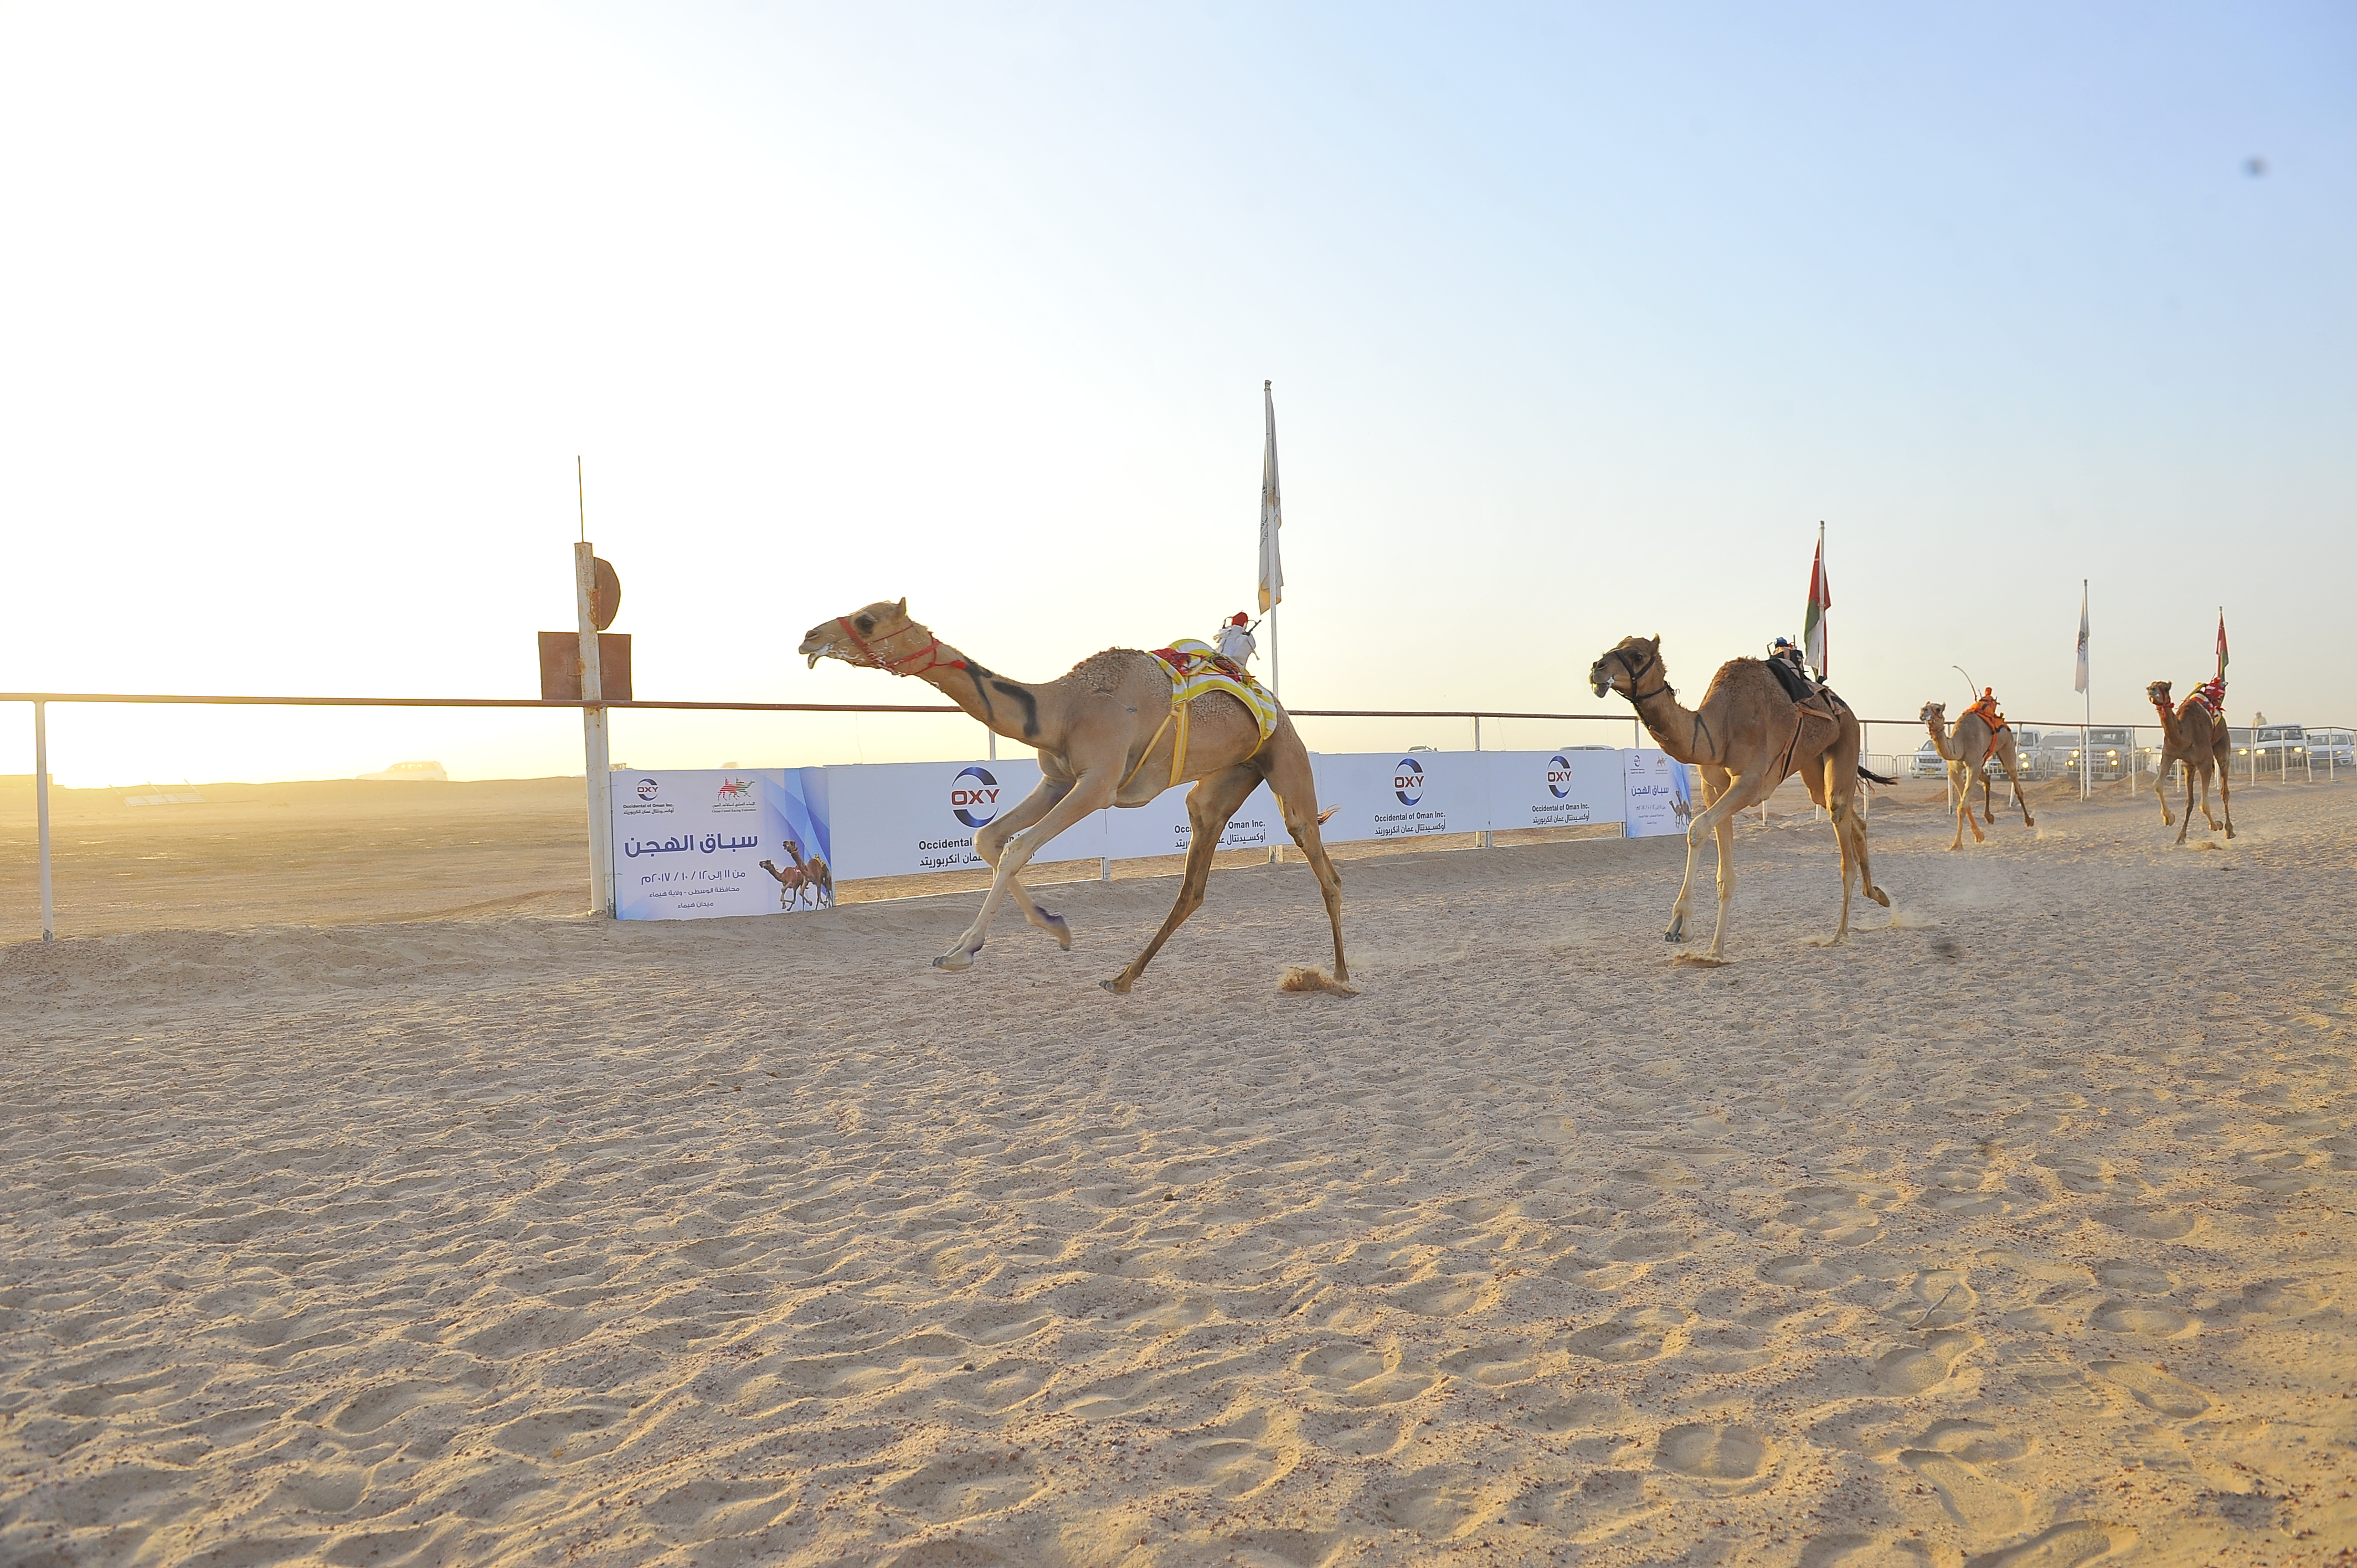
<box><xmin>2081</xmin><ymin>578</ymin><xmax>2091</xmax><ymax>802</ymax></box>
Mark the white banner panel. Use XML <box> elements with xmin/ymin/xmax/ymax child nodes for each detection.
<box><xmin>1485</xmin><ymin>747</ymin><xmax>1624</xmax><ymax>833</ymax></box>
<box><xmin>824</xmin><ymin>758</ymin><xmax>1105</xmax><ymax>882</ymax></box>
<box><xmin>1316</xmin><ymin>750</ymin><xmax>1490</xmax><ymax>844</ymax></box>
<box><xmin>613</xmin><ymin>769</ymin><xmax>801</xmax><ymax>921</ymax></box>
<box><xmin>1624</xmin><ymin>749</ymin><xmax>1696</xmax><ymax>838</ymax></box>
<box><xmin>1102</xmin><ymin>779</ymin><xmax>1285</xmax><ymax>860</ymax></box>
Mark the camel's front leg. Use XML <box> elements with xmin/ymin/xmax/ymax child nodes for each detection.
<box><xmin>1103</xmin><ymin>766</ymin><xmax>1262</xmax><ymax>994</ymax></box>
<box><xmin>1663</xmin><ymin>766</ymin><xmax>1731</xmax><ymax>944</ymax></box>
<box><xmin>938</xmin><ymin>774</ymin><xmax>1113</xmax><ymax>971</ymax></box>
<box><xmin>2154</xmin><ymin>757</ymin><xmax>2176</xmax><ymax>827</ymax></box>
<box><xmin>2178</xmin><ymin>764</ymin><xmax>2199</xmax><ymax>844</ymax></box>
<box><xmin>2216</xmin><ymin>758</ymin><xmax>2235</xmax><ymax>838</ymax></box>
<box><xmin>1947</xmin><ymin>764</ymin><xmax>1972</xmax><ymax>850</ymax></box>
<box><xmin>1675</xmin><ymin>766</ymin><xmax>1771</xmax><ymax>961</ymax></box>
<box><xmin>972</xmin><ymin>776</ymin><xmax>1078</xmax><ymax>949</ymax></box>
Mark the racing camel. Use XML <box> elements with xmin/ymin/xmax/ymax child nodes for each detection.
<box><xmin>1918</xmin><ymin>693</ymin><xmax>2035</xmax><ymax>849</ymax></box>
<box><xmin>1589</xmin><ymin>635</ymin><xmax>1892</xmax><ymax>962</ymax></box>
<box><xmin>797</xmin><ymin>600</ymin><xmax>1348</xmax><ymax>994</ymax></box>
<box><xmin>2147</xmin><ymin>679</ymin><xmax>2235</xmax><ymax>844</ymax></box>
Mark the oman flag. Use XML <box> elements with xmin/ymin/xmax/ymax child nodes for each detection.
<box><xmin>2216</xmin><ymin>608</ymin><xmax>2229</xmax><ymax>682</ymax></box>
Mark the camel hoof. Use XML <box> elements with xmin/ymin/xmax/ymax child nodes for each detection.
<box><xmin>934</xmin><ymin>940</ymin><xmax>980</xmax><ymax>971</ymax></box>
<box><xmin>1868</xmin><ymin>887</ymin><xmax>1890</xmax><ymax>907</ymax></box>
<box><xmin>1100</xmin><ymin>974</ymin><xmax>1134</xmax><ymax>996</ymax></box>
<box><xmin>1042</xmin><ymin>911</ymin><xmax>1073</xmax><ymax>950</ymax></box>
<box><xmin>1663</xmin><ymin>919</ymin><xmax>1686</xmax><ymax>943</ymax></box>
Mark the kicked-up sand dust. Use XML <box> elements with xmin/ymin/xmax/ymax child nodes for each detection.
<box><xmin>3</xmin><ymin>774</ymin><xmax>2353</xmax><ymax>1565</ymax></box>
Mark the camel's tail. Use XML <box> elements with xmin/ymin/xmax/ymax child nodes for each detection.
<box><xmin>1857</xmin><ymin>765</ymin><xmax>1898</xmax><ymax>786</ymax></box>
<box><xmin>1316</xmin><ymin>804</ymin><xmax>1340</xmax><ymax>825</ymax></box>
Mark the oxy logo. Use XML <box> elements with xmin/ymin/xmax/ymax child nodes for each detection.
<box><xmin>1392</xmin><ymin>756</ymin><xmax>1425</xmax><ymax>806</ymax></box>
<box><xmin>951</xmin><ymin>765</ymin><xmax>1002</xmax><ymax>828</ymax></box>
<box><xmin>1547</xmin><ymin>754</ymin><xmax>1576</xmax><ymax>799</ymax></box>
<box><xmin>636</xmin><ymin>778</ymin><xmax>661</xmax><ymax>802</ymax></box>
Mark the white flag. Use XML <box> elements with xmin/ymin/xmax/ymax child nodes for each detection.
<box><xmin>1258</xmin><ymin>380</ymin><xmax>1283</xmax><ymax>613</ymax></box>
<box><xmin>2073</xmin><ymin>580</ymin><xmax>2090</xmax><ymax>694</ymax></box>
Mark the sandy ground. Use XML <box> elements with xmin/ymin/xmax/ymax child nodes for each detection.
<box><xmin>3</xmin><ymin>775</ymin><xmax>2354</xmax><ymax>1566</ymax></box>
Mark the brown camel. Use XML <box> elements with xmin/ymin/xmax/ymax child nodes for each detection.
<box><xmin>797</xmin><ymin>600</ymin><xmax>1347</xmax><ymax>993</ymax></box>
<box><xmin>1587</xmin><ymin>636</ymin><xmax>1892</xmax><ymax>962</ymax></box>
<box><xmin>1918</xmin><ymin>699</ymin><xmax>2034</xmax><ymax>849</ymax></box>
<box><xmin>2147</xmin><ymin>680</ymin><xmax>2235</xmax><ymax>843</ymax></box>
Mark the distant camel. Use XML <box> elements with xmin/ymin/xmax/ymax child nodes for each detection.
<box><xmin>2147</xmin><ymin>680</ymin><xmax>2234</xmax><ymax>843</ymax></box>
<box><xmin>1588</xmin><ymin>635</ymin><xmax>1891</xmax><ymax>962</ymax></box>
<box><xmin>799</xmin><ymin>599</ymin><xmax>1347</xmax><ymax>993</ymax></box>
<box><xmin>1919</xmin><ymin>695</ymin><xmax>2034</xmax><ymax>849</ymax></box>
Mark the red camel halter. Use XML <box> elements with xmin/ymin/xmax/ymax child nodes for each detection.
<box><xmin>835</xmin><ymin>616</ymin><xmax>965</xmax><ymax>678</ymax></box>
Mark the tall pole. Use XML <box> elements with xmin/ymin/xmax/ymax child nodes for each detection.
<box><xmin>2080</xmin><ymin>577</ymin><xmax>2092</xmax><ymax>802</ymax></box>
<box><xmin>1269</xmin><ymin>608</ymin><xmax>1279</xmax><ymax>700</ymax></box>
<box><xmin>34</xmin><ymin>701</ymin><xmax>54</xmax><ymax>943</ymax></box>
<box><xmin>576</xmin><ymin>460</ymin><xmax>613</xmax><ymax>916</ymax></box>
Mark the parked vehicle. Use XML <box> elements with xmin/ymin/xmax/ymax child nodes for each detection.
<box><xmin>2056</xmin><ymin>726</ymin><xmax>2134</xmax><ymax>781</ymax></box>
<box><xmin>2310</xmin><ymin>729</ymin><xmax>2355</xmax><ymax>768</ymax></box>
<box><xmin>1910</xmin><ymin>740</ymin><xmax>1947</xmax><ymax>779</ymax></box>
<box><xmin>2252</xmin><ymin>723</ymin><xmax>2307</xmax><ymax>761</ymax></box>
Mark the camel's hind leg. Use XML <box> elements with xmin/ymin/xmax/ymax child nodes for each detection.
<box><xmin>2210</xmin><ymin>749</ymin><xmax>2234</xmax><ymax>838</ymax></box>
<box><xmin>971</xmin><ymin>776</ymin><xmax>1079</xmax><ymax>948</ymax></box>
<box><xmin>2000</xmin><ymin>742</ymin><xmax>2034</xmax><ymax>827</ymax></box>
<box><xmin>1263</xmin><ymin>743</ymin><xmax>1348</xmax><ymax>985</ymax></box>
<box><xmin>1102</xmin><ymin>765</ymin><xmax>1262</xmax><ymax>994</ymax></box>
<box><xmin>939</xmin><ymin>775</ymin><xmax>1111</xmax><ymax>970</ymax></box>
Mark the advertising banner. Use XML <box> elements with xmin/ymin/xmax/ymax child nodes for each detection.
<box><xmin>824</xmin><ymin>758</ymin><xmax>1104</xmax><ymax>883</ymax></box>
<box><xmin>1101</xmin><ymin>778</ymin><xmax>1284</xmax><ymax>860</ymax></box>
<box><xmin>1623</xmin><ymin>749</ymin><xmax>1696</xmax><ymax>839</ymax></box>
<box><xmin>1485</xmin><ymin>747</ymin><xmax>1624</xmax><ymax>833</ymax></box>
<box><xmin>1315</xmin><ymin>750</ymin><xmax>1489</xmax><ymax>844</ymax></box>
<box><xmin>614</xmin><ymin>769</ymin><xmax>823</xmax><ymax>921</ymax></box>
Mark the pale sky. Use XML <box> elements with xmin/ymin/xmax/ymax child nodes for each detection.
<box><xmin>3</xmin><ymin>3</ymin><xmax>2351</xmax><ymax>786</ymax></box>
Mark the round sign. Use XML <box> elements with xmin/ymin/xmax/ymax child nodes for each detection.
<box><xmin>591</xmin><ymin>556</ymin><xmax>621</xmax><ymax>630</ymax></box>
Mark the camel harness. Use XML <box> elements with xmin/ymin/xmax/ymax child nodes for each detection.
<box><xmin>1121</xmin><ymin>641</ymin><xmax>1279</xmax><ymax>792</ymax></box>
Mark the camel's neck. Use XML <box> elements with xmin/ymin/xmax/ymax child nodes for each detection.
<box><xmin>1630</xmin><ymin>683</ymin><xmax>1718</xmax><ymax>767</ymax></box>
<box><xmin>908</xmin><ymin>639</ymin><xmax>1055</xmax><ymax>748</ymax></box>
<box><xmin>2151</xmin><ymin>700</ymin><xmax>2184</xmax><ymax>744</ymax></box>
<box><xmin>1924</xmin><ymin>716</ymin><xmax>1962</xmax><ymax>761</ymax></box>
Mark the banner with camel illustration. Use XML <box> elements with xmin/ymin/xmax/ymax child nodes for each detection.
<box><xmin>613</xmin><ymin>769</ymin><xmax>824</xmax><ymax>920</ymax></box>
<box><xmin>1623</xmin><ymin>749</ymin><xmax>1696</xmax><ymax>839</ymax></box>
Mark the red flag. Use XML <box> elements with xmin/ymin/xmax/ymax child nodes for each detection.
<box><xmin>2215</xmin><ymin>610</ymin><xmax>2229</xmax><ymax>682</ymax></box>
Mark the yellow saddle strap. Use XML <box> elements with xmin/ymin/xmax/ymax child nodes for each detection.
<box><xmin>1119</xmin><ymin>698</ymin><xmax>1192</xmax><ymax>793</ymax></box>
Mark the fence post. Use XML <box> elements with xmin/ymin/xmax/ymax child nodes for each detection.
<box><xmin>575</xmin><ymin>543</ymin><xmax>614</xmax><ymax>917</ymax></box>
<box><xmin>34</xmin><ymin>701</ymin><xmax>54</xmax><ymax>943</ymax></box>
<box><xmin>1475</xmin><ymin>715</ymin><xmax>1491</xmax><ymax>848</ymax></box>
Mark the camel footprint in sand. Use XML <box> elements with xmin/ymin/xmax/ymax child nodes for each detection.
<box><xmin>1893</xmin><ymin>1419</ymin><xmax>2036</xmax><ymax>1536</ymax></box>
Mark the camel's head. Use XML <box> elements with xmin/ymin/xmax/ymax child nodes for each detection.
<box><xmin>1588</xmin><ymin>635</ymin><xmax>1662</xmax><ymax>701</ymax></box>
<box><xmin>2147</xmin><ymin>679</ymin><xmax>2174</xmax><ymax>707</ymax></box>
<box><xmin>799</xmin><ymin>598</ymin><xmax>915</xmax><ymax>670</ymax></box>
<box><xmin>1919</xmin><ymin>700</ymin><xmax>1947</xmax><ymax>726</ymax></box>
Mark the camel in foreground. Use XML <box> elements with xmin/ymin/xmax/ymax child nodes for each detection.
<box><xmin>2147</xmin><ymin>680</ymin><xmax>2234</xmax><ymax>843</ymax></box>
<box><xmin>1588</xmin><ymin>636</ymin><xmax>1891</xmax><ymax>962</ymax></box>
<box><xmin>1919</xmin><ymin>698</ymin><xmax>2034</xmax><ymax>849</ymax></box>
<box><xmin>797</xmin><ymin>600</ymin><xmax>1347</xmax><ymax>993</ymax></box>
